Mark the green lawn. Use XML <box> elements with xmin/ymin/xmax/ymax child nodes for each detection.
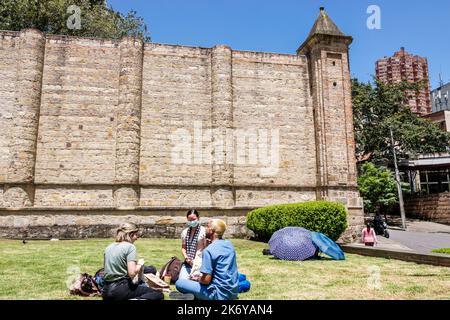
<box><xmin>0</xmin><ymin>239</ymin><xmax>449</xmax><ymax>300</ymax></box>
<box><xmin>432</xmin><ymin>248</ymin><xmax>450</xmax><ymax>255</ymax></box>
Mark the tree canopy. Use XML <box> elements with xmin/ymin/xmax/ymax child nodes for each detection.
<box><xmin>352</xmin><ymin>78</ymin><xmax>450</xmax><ymax>165</ymax></box>
<box><xmin>358</xmin><ymin>162</ymin><xmax>409</xmax><ymax>214</ymax></box>
<box><xmin>0</xmin><ymin>0</ymin><xmax>150</xmax><ymax>41</ymax></box>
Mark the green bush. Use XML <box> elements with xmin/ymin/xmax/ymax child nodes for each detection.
<box><xmin>246</xmin><ymin>201</ymin><xmax>348</xmax><ymax>241</ymax></box>
<box><xmin>431</xmin><ymin>248</ymin><xmax>450</xmax><ymax>255</ymax></box>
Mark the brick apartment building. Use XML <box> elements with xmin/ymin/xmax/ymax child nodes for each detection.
<box><xmin>376</xmin><ymin>47</ymin><xmax>431</xmax><ymax>115</ymax></box>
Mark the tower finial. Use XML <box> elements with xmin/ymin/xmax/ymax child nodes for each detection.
<box><xmin>297</xmin><ymin>7</ymin><xmax>353</xmax><ymax>55</ymax></box>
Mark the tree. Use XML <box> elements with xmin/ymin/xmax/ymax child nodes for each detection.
<box><xmin>358</xmin><ymin>162</ymin><xmax>409</xmax><ymax>214</ymax></box>
<box><xmin>0</xmin><ymin>0</ymin><xmax>150</xmax><ymax>41</ymax></box>
<box><xmin>352</xmin><ymin>78</ymin><xmax>450</xmax><ymax>165</ymax></box>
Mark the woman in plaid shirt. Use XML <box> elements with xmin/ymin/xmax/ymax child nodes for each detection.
<box><xmin>178</xmin><ymin>209</ymin><xmax>208</xmax><ymax>280</ymax></box>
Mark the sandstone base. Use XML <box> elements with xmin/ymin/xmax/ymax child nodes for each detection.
<box><xmin>0</xmin><ymin>208</ymin><xmax>362</xmax><ymax>243</ymax></box>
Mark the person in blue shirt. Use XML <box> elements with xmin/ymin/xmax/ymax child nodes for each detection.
<box><xmin>174</xmin><ymin>219</ymin><xmax>239</xmax><ymax>300</ymax></box>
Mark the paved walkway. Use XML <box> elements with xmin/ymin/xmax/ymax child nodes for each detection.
<box><xmin>389</xmin><ymin>230</ymin><xmax>450</xmax><ymax>254</ymax></box>
<box><xmin>359</xmin><ymin>216</ymin><xmax>450</xmax><ymax>254</ymax></box>
<box><xmin>351</xmin><ymin>235</ymin><xmax>414</xmax><ymax>251</ymax></box>
<box><xmin>385</xmin><ymin>215</ymin><xmax>450</xmax><ymax>234</ymax></box>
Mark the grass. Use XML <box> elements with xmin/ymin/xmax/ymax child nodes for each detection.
<box><xmin>432</xmin><ymin>248</ymin><xmax>450</xmax><ymax>255</ymax></box>
<box><xmin>0</xmin><ymin>239</ymin><xmax>449</xmax><ymax>300</ymax></box>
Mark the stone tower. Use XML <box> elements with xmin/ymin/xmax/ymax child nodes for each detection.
<box><xmin>298</xmin><ymin>7</ymin><xmax>363</xmax><ymax>238</ymax></box>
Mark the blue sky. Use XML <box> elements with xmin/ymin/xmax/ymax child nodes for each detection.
<box><xmin>108</xmin><ymin>0</ymin><xmax>450</xmax><ymax>89</ymax></box>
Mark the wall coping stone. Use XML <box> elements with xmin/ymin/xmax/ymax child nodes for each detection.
<box><xmin>341</xmin><ymin>244</ymin><xmax>450</xmax><ymax>267</ymax></box>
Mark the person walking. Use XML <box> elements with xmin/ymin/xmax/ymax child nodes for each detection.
<box><xmin>362</xmin><ymin>223</ymin><xmax>378</xmax><ymax>247</ymax></box>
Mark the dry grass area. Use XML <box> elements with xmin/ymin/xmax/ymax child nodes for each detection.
<box><xmin>0</xmin><ymin>239</ymin><xmax>449</xmax><ymax>300</ymax></box>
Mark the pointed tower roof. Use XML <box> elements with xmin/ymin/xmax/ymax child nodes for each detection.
<box><xmin>307</xmin><ymin>7</ymin><xmax>345</xmax><ymax>38</ymax></box>
<box><xmin>297</xmin><ymin>7</ymin><xmax>352</xmax><ymax>54</ymax></box>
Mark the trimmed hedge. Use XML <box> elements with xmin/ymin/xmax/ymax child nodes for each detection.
<box><xmin>246</xmin><ymin>201</ymin><xmax>348</xmax><ymax>241</ymax></box>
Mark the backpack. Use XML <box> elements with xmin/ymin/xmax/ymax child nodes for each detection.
<box><xmin>238</xmin><ymin>273</ymin><xmax>251</xmax><ymax>293</ymax></box>
<box><xmin>159</xmin><ymin>256</ymin><xmax>182</xmax><ymax>284</ymax></box>
<box><xmin>94</xmin><ymin>268</ymin><xmax>105</xmax><ymax>293</ymax></box>
<box><xmin>69</xmin><ymin>273</ymin><xmax>101</xmax><ymax>297</ymax></box>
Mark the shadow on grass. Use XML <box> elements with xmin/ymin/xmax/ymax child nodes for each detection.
<box><xmin>267</xmin><ymin>256</ymin><xmax>335</xmax><ymax>262</ymax></box>
<box><xmin>262</xmin><ymin>248</ymin><xmax>336</xmax><ymax>262</ymax></box>
<box><xmin>247</xmin><ymin>236</ymin><xmax>269</xmax><ymax>244</ymax></box>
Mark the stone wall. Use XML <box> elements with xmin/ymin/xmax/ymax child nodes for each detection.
<box><xmin>0</xmin><ymin>209</ymin><xmax>251</xmax><ymax>240</ymax></box>
<box><xmin>0</xmin><ymin>28</ymin><xmax>364</xmax><ymax>241</ymax></box>
<box><xmin>0</xmin><ymin>31</ymin><xmax>18</xmax><ymax>185</ymax></box>
<box><xmin>405</xmin><ymin>193</ymin><xmax>450</xmax><ymax>225</ymax></box>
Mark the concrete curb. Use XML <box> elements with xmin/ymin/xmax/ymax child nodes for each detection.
<box><xmin>387</xmin><ymin>226</ymin><xmax>405</xmax><ymax>231</ymax></box>
<box><xmin>341</xmin><ymin>245</ymin><xmax>450</xmax><ymax>268</ymax></box>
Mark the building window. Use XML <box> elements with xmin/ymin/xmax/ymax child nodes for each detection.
<box><xmin>419</xmin><ymin>169</ymin><xmax>450</xmax><ymax>194</ymax></box>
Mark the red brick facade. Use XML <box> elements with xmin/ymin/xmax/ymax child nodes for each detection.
<box><xmin>376</xmin><ymin>47</ymin><xmax>431</xmax><ymax>115</ymax></box>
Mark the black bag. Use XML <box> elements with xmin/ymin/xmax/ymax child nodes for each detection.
<box><xmin>159</xmin><ymin>256</ymin><xmax>182</xmax><ymax>284</ymax></box>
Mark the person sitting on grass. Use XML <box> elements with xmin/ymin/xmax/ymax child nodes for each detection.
<box><xmin>102</xmin><ymin>223</ymin><xmax>163</xmax><ymax>300</ymax></box>
<box><xmin>173</xmin><ymin>219</ymin><xmax>239</xmax><ymax>300</ymax></box>
<box><xmin>179</xmin><ymin>209</ymin><xmax>207</xmax><ymax>281</ymax></box>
